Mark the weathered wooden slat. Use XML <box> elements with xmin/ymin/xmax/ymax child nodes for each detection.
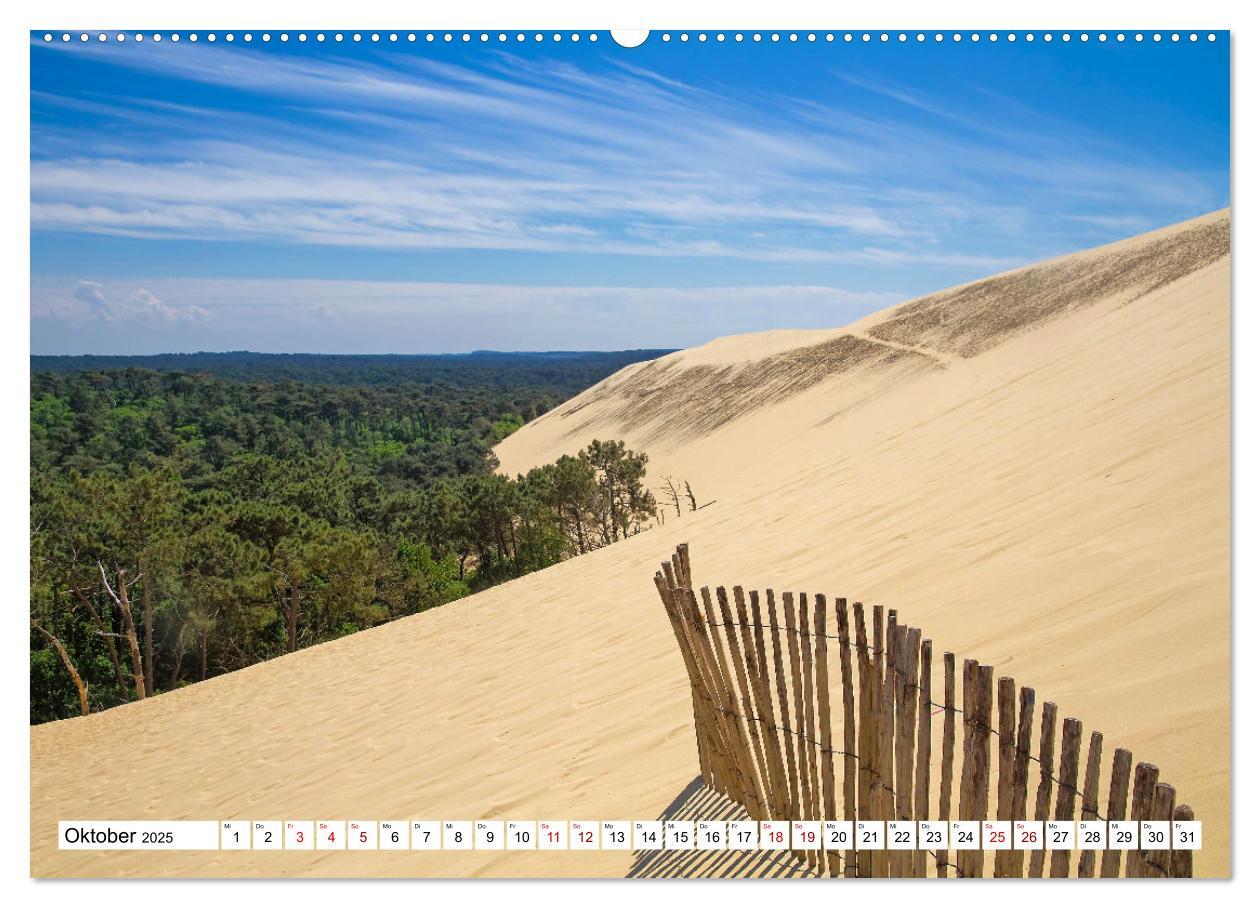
<box><xmin>885</xmin><ymin>623</ymin><xmax>905</xmax><ymax>877</ymax></box>
<box><xmin>1076</xmin><ymin>731</ymin><xmax>1104</xmax><ymax>877</ymax></box>
<box><xmin>893</xmin><ymin>625</ymin><xmax>921</xmax><ymax>878</ymax></box>
<box><xmin>993</xmin><ymin>677</ymin><xmax>1016</xmax><ymax>877</ymax></box>
<box><xmin>654</xmin><ymin>572</ymin><xmax>714</xmax><ymax>788</ymax></box>
<box><xmin>680</xmin><ymin>589</ymin><xmax>743</xmax><ymax>805</ymax></box>
<box><xmin>884</xmin><ymin>622</ymin><xmax>903</xmax><ymax>876</ymax></box>
<box><xmin>655</xmin><ymin>574</ymin><xmax>705</xmax><ymax>780</ymax></box>
<box><xmin>875</xmin><ymin>608</ymin><xmax>897</xmax><ymax>877</ymax></box>
<box><xmin>1146</xmin><ymin>782</ymin><xmax>1176</xmax><ymax>878</ymax></box>
<box><xmin>957</xmin><ymin>659</ymin><xmax>979</xmax><ymax>877</ymax></box>
<box><xmin>1125</xmin><ymin>762</ymin><xmax>1160</xmax><ymax>878</ymax></box>
<box><xmin>798</xmin><ymin>592</ymin><xmax>821</xmax><ymax>871</ymax></box>
<box><xmin>1171</xmin><ymin>805</ymin><xmax>1194</xmax><ymax>878</ymax></box>
<box><xmin>868</xmin><ymin>604</ymin><xmax>882</xmax><ymax>787</ymax></box>
<box><xmin>835</xmin><ymin>598</ymin><xmax>858</xmax><ymax>877</ymax></box>
<box><xmin>870</xmin><ymin>602</ymin><xmax>885</xmax><ymax>842</ymax></box>
<box><xmin>1099</xmin><ymin>747</ymin><xmax>1133</xmax><ymax>877</ymax></box>
<box><xmin>737</xmin><ymin>588</ymin><xmax>791</xmax><ymax>821</ymax></box>
<box><xmin>972</xmin><ymin>665</ymin><xmax>994</xmax><ymax>879</ymax></box>
<box><xmin>867</xmin><ymin>604</ymin><xmax>886</xmax><ymax>877</ymax></box>
<box><xmin>1049</xmin><ymin>717</ymin><xmax>1083</xmax><ymax>877</ymax></box>
<box><xmin>1007</xmin><ymin>685</ymin><xmax>1036</xmax><ymax>879</ymax></box>
<box><xmin>700</xmin><ymin>586</ymin><xmax>756</xmax><ymax>816</ymax></box>
<box><xmin>677</xmin><ymin>586</ymin><xmax>747</xmax><ymax>811</ymax></box>
<box><xmin>715</xmin><ymin>586</ymin><xmax>775</xmax><ymax>820</ymax></box>
<box><xmin>765</xmin><ymin>589</ymin><xmax>801</xmax><ymax>822</ymax></box>
<box><xmin>749</xmin><ymin>590</ymin><xmax>796</xmax><ymax>820</ymax></box>
<box><xmin>675</xmin><ymin>543</ymin><xmax>693</xmax><ymax>589</ymax></box>
<box><xmin>685</xmin><ymin>586</ymin><xmax>735</xmax><ymax>800</ymax></box>
<box><xmin>913</xmin><ymin>637</ymin><xmax>932</xmax><ymax>877</ymax></box>
<box><xmin>852</xmin><ymin>601</ymin><xmax>874</xmax><ymax>879</ymax></box>
<box><xmin>1026</xmin><ymin>700</ymin><xmax>1058</xmax><ymax>877</ymax></box>
<box><xmin>935</xmin><ymin>651</ymin><xmax>956</xmax><ymax>877</ymax></box>
<box><xmin>812</xmin><ymin>595</ymin><xmax>840</xmax><ymax>875</ymax></box>
<box><xmin>783</xmin><ymin>591</ymin><xmax>812</xmax><ymax>867</ymax></box>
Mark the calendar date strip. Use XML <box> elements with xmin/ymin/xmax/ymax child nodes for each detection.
<box><xmin>59</xmin><ymin>818</ymin><xmax>1202</xmax><ymax>852</ymax></box>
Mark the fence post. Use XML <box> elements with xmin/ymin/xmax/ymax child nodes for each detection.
<box><xmin>715</xmin><ymin>586</ymin><xmax>774</xmax><ymax>822</ymax></box>
<box><xmin>835</xmin><ymin>598</ymin><xmax>858</xmax><ymax>878</ymax></box>
<box><xmin>1076</xmin><ymin>731</ymin><xmax>1104</xmax><ymax>877</ymax></box>
<box><xmin>654</xmin><ymin>570</ymin><xmax>713</xmax><ymax>787</ymax></box>
<box><xmin>913</xmin><ymin>637</ymin><xmax>933</xmax><ymax>877</ymax></box>
<box><xmin>749</xmin><ymin>591</ymin><xmax>790</xmax><ymax>821</ymax></box>
<box><xmin>676</xmin><ymin>586</ymin><xmax>747</xmax><ymax>811</ymax></box>
<box><xmin>767</xmin><ymin>590</ymin><xmax>802</xmax><ymax>826</ymax></box>
<box><xmin>1171</xmin><ymin>805</ymin><xmax>1194</xmax><ymax>878</ymax></box>
<box><xmin>1027</xmin><ymin>701</ymin><xmax>1058</xmax><ymax>877</ymax></box>
<box><xmin>875</xmin><ymin>608</ymin><xmax>896</xmax><ymax>878</ymax></box>
<box><xmin>797</xmin><ymin>593</ymin><xmax>821</xmax><ymax>872</ymax></box>
<box><xmin>674</xmin><ymin>543</ymin><xmax>692</xmax><ymax>589</ymax></box>
<box><xmin>957</xmin><ymin>659</ymin><xmax>979</xmax><ymax>877</ymax></box>
<box><xmin>994</xmin><ymin>677</ymin><xmax>1016</xmax><ymax>877</ymax></box>
<box><xmin>1126</xmin><ymin>763</ymin><xmax>1160</xmax><ymax>878</ymax></box>
<box><xmin>1049</xmin><ymin>718</ymin><xmax>1083</xmax><ymax>877</ymax></box>
<box><xmin>935</xmin><ymin>652</ymin><xmax>956</xmax><ymax>877</ymax></box>
<box><xmin>853</xmin><ymin>602</ymin><xmax>874</xmax><ymax>880</ymax></box>
<box><xmin>783</xmin><ymin>592</ymin><xmax>813</xmax><ymax>868</ymax></box>
<box><xmin>893</xmin><ymin>625</ymin><xmax>921</xmax><ymax>877</ymax></box>
<box><xmin>813</xmin><ymin>595</ymin><xmax>840</xmax><ymax>876</ymax></box>
<box><xmin>972</xmin><ymin>665</ymin><xmax>994</xmax><ymax>877</ymax></box>
<box><xmin>1146</xmin><ymin>783</ymin><xmax>1176</xmax><ymax>878</ymax></box>
<box><xmin>700</xmin><ymin>587</ymin><xmax>765</xmax><ymax>819</ymax></box>
<box><xmin>738</xmin><ymin>588</ymin><xmax>791</xmax><ymax>822</ymax></box>
<box><xmin>1099</xmin><ymin>748</ymin><xmax>1133</xmax><ymax>877</ymax></box>
<box><xmin>1008</xmin><ymin>686</ymin><xmax>1036</xmax><ymax>878</ymax></box>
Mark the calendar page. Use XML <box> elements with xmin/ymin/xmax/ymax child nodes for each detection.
<box><xmin>25</xmin><ymin>7</ymin><xmax>1230</xmax><ymax>886</ymax></box>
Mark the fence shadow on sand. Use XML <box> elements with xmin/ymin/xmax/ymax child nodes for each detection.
<box><xmin>625</xmin><ymin>775</ymin><xmax>814</xmax><ymax>878</ymax></box>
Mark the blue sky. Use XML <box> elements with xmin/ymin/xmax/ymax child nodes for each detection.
<box><xmin>30</xmin><ymin>31</ymin><xmax>1229</xmax><ymax>354</ymax></box>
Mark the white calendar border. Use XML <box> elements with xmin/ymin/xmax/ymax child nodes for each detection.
<box><xmin>6</xmin><ymin>0</ymin><xmax>1251</xmax><ymax>904</ymax></box>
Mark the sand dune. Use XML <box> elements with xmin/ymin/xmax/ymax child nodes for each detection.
<box><xmin>31</xmin><ymin>210</ymin><xmax>1230</xmax><ymax>877</ymax></box>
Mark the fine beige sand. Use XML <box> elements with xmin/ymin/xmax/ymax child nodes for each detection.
<box><xmin>31</xmin><ymin>210</ymin><xmax>1230</xmax><ymax>878</ymax></box>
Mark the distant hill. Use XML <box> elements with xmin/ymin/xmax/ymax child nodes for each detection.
<box><xmin>29</xmin><ymin>349</ymin><xmax>675</xmax><ymax>388</ymax></box>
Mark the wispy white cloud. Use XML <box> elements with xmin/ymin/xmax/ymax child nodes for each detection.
<box><xmin>37</xmin><ymin>280</ymin><xmax>210</xmax><ymax>327</ymax></box>
<box><xmin>30</xmin><ymin>276</ymin><xmax>905</xmax><ymax>354</ymax></box>
<box><xmin>31</xmin><ymin>39</ymin><xmax>1220</xmax><ymax>268</ymax></box>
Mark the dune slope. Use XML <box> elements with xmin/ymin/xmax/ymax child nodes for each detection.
<box><xmin>31</xmin><ymin>210</ymin><xmax>1230</xmax><ymax>877</ymax></box>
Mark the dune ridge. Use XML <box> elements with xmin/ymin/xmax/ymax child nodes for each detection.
<box><xmin>501</xmin><ymin>210</ymin><xmax>1228</xmax><ymax>464</ymax></box>
<box><xmin>31</xmin><ymin>210</ymin><xmax>1230</xmax><ymax>877</ymax></box>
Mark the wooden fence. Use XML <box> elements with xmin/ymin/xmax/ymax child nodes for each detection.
<box><xmin>654</xmin><ymin>543</ymin><xmax>1194</xmax><ymax>878</ymax></box>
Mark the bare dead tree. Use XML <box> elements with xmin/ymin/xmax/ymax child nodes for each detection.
<box><xmin>98</xmin><ymin>562</ymin><xmax>146</xmax><ymax>701</ymax></box>
<box><xmin>31</xmin><ymin>619</ymin><xmax>89</xmax><ymax>716</ymax></box>
<box><xmin>684</xmin><ymin>481</ymin><xmax>698</xmax><ymax>512</ymax></box>
<box><xmin>141</xmin><ymin>563</ymin><xmax>155</xmax><ymax>696</ymax></box>
<box><xmin>661</xmin><ymin>477</ymin><xmax>683</xmax><ymax>518</ymax></box>
<box><xmin>168</xmin><ymin>621</ymin><xmax>187</xmax><ymax>689</ymax></box>
<box><xmin>70</xmin><ymin>585</ymin><xmax>128</xmax><ymax>700</ymax></box>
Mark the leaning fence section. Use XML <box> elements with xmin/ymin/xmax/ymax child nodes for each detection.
<box><xmin>654</xmin><ymin>543</ymin><xmax>1194</xmax><ymax>879</ymax></box>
